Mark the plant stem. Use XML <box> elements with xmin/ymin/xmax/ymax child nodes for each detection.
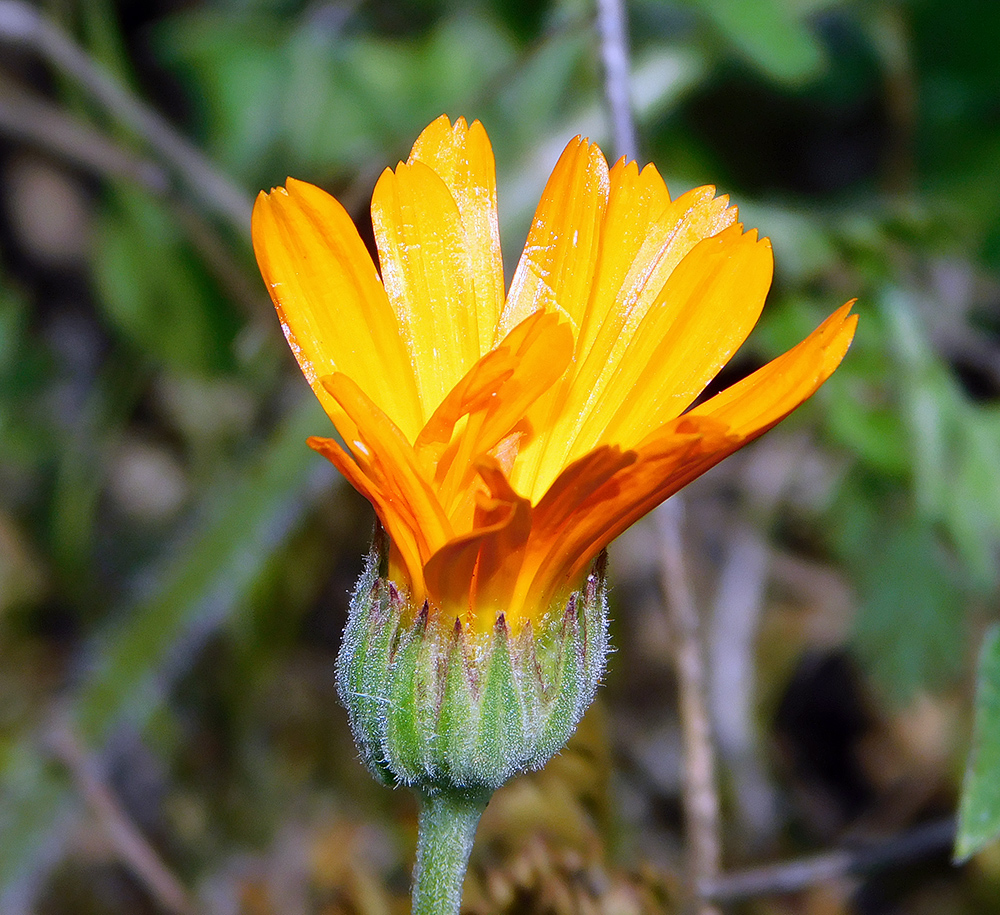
<box><xmin>412</xmin><ymin>787</ymin><xmax>491</xmax><ymax>915</ymax></box>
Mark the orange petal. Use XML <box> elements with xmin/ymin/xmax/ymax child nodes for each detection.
<box><xmin>320</xmin><ymin>373</ymin><xmax>453</xmax><ymax>567</ymax></box>
<box><xmin>510</xmin><ymin>182</ymin><xmax>743</xmax><ymax>500</ymax></box>
<box><xmin>408</xmin><ymin>116</ymin><xmax>505</xmax><ymax>355</ymax></box>
<box><xmin>574</xmin><ymin>159</ymin><xmax>674</xmax><ymax>354</ymax></box>
<box><xmin>499</xmin><ymin>137</ymin><xmax>610</xmax><ymax>340</ymax></box>
<box><xmin>523</xmin><ymin>415</ymin><xmax>737</xmax><ymax>611</ymax></box>
<box><xmin>251</xmin><ymin>180</ymin><xmax>422</xmax><ymax>440</ymax></box>
<box><xmin>414</xmin><ymin>311</ymin><xmax>574</xmax><ymax>519</ymax></box>
<box><xmin>566</xmin><ymin>185</ymin><xmax>738</xmax><ymax>430</ymax></box>
<box><xmin>570</xmin><ymin>224</ymin><xmax>773</xmax><ymax>453</ymax></box>
<box><xmin>371</xmin><ymin>159</ymin><xmax>480</xmax><ymax>417</ymax></box>
<box><xmin>424</xmin><ymin>459</ymin><xmax>532</xmax><ymax>632</ymax></box>
<box><xmin>307</xmin><ymin>435</ymin><xmax>427</xmax><ymax>601</ymax></box>
<box><xmin>525</xmin><ymin>302</ymin><xmax>858</xmax><ymax>605</ymax></box>
<box><xmin>506</xmin><ymin>160</ymin><xmax>668</xmax><ymax>497</ymax></box>
<box><xmin>688</xmin><ymin>302</ymin><xmax>858</xmax><ymax>435</ymax></box>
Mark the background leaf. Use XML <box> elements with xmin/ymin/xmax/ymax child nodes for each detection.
<box><xmin>956</xmin><ymin>626</ymin><xmax>1000</xmax><ymax>861</ymax></box>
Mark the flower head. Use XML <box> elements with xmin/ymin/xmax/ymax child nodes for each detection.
<box><xmin>253</xmin><ymin>115</ymin><xmax>856</xmax><ymax>634</ymax></box>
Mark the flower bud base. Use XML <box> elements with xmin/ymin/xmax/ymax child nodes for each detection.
<box><xmin>336</xmin><ymin>544</ymin><xmax>610</xmax><ymax>794</ymax></box>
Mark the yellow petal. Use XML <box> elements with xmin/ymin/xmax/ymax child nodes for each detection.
<box><xmin>251</xmin><ymin>179</ymin><xmax>422</xmax><ymax>440</ymax></box>
<box><xmin>572</xmin><ymin>224</ymin><xmax>773</xmax><ymax>453</ymax></box>
<box><xmin>499</xmin><ymin>136</ymin><xmax>610</xmax><ymax>340</ymax></box>
<box><xmin>687</xmin><ymin>302</ymin><xmax>858</xmax><ymax>435</ymax></box>
<box><xmin>566</xmin><ymin>184</ymin><xmax>738</xmax><ymax>426</ymax></box>
<box><xmin>409</xmin><ymin>116</ymin><xmax>505</xmax><ymax>356</ymax></box>
<box><xmin>575</xmin><ymin>159</ymin><xmax>673</xmax><ymax>352</ymax></box>
<box><xmin>415</xmin><ymin>311</ymin><xmax>573</xmax><ymax>521</ymax></box>
<box><xmin>510</xmin><ymin>176</ymin><xmax>740</xmax><ymax>500</ymax></box>
<box><xmin>371</xmin><ymin>159</ymin><xmax>481</xmax><ymax>418</ymax></box>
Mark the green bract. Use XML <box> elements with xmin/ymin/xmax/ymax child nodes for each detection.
<box><xmin>336</xmin><ymin>538</ymin><xmax>610</xmax><ymax>794</ymax></box>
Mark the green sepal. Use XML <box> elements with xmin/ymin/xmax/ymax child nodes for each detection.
<box><xmin>533</xmin><ymin>596</ymin><xmax>584</xmax><ymax>767</ymax></box>
<box><xmin>473</xmin><ymin>615</ymin><xmax>526</xmax><ymax>785</ymax></box>
<box><xmin>336</xmin><ymin>539</ymin><xmax>611</xmax><ymax>796</ymax></box>
<box><xmin>385</xmin><ymin>605</ymin><xmax>431</xmax><ymax>785</ymax></box>
<box><xmin>434</xmin><ymin>621</ymin><xmax>476</xmax><ymax>782</ymax></box>
<box><xmin>336</xmin><ymin>555</ymin><xmax>399</xmax><ymax>785</ymax></box>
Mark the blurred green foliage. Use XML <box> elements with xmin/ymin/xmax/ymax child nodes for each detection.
<box><xmin>2</xmin><ymin>0</ymin><xmax>1000</xmax><ymax>911</ymax></box>
<box><xmin>957</xmin><ymin>625</ymin><xmax>1000</xmax><ymax>861</ymax></box>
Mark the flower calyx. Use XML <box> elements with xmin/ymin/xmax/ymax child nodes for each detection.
<box><xmin>336</xmin><ymin>539</ymin><xmax>609</xmax><ymax>794</ymax></box>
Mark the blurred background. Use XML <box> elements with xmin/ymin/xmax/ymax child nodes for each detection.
<box><xmin>1</xmin><ymin>0</ymin><xmax>999</xmax><ymax>912</ymax></box>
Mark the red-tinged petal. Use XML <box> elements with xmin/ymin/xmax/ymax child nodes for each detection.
<box><xmin>320</xmin><ymin>373</ymin><xmax>453</xmax><ymax>566</ymax></box>
<box><xmin>251</xmin><ymin>180</ymin><xmax>422</xmax><ymax>440</ymax></box>
<box><xmin>308</xmin><ymin>435</ymin><xmax>427</xmax><ymax>600</ymax></box>
<box><xmin>523</xmin><ymin>303</ymin><xmax>857</xmax><ymax>610</ymax></box>
<box><xmin>372</xmin><ymin>159</ymin><xmax>480</xmax><ymax>416</ymax></box>
<box><xmin>523</xmin><ymin>415</ymin><xmax>737</xmax><ymax>611</ymax></box>
<box><xmin>499</xmin><ymin>137</ymin><xmax>609</xmax><ymax>340</ymax></box>
<box><xmin>425</xmin><ymin>459</ymin><xmax>532</xmax><ymax>632</ymax></box>
<box><xmin>408</xmin><ymin>116</ymin><xmax>505</xmax><ymax>355</ymax></box>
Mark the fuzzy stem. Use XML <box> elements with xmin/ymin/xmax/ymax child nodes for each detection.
<box><xmin>412</xmin><ymin>787</ymin><xmax>491</xmax><ymax>915</ymax></box>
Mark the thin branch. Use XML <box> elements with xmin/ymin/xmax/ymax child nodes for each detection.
<box><xmin>655</xmin><ymin>498</ymin><xmax>721</xmax><ymax>915</ymax></box>
<box><xmin>0</xmin><ymin>0</ymin><xmax>250</xmax><ymax>237</ymax></box>
<box><xmin>700</xmin><ymin>818</ymin><xmax>956</xmax><ymax>903</ymax></box>
<box><xmin>0</xmin><ymin>79</ymin><xmax>170</xmax><ymax>195</ymax></box>
<box><xmin>46</xmin><ymin>719</ymin><xmax>197</xmax><ymax>915</ymax></box>
<box><xmin>594</xmin><ymin>0</ymin><xmax>638</xmax><ymax>162</ymax></box>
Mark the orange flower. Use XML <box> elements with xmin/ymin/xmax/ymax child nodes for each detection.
<box><xmin>253</xmin><ymin>115</ymin><xmax>856</xmax><ymax>634</ymax></box>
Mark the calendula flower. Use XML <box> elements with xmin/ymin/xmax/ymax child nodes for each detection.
<box><xmin>254</xmin><ymin>116</ymin><xmax>857</xmax><ymax>914</ymax></box>
<box><xmin>253</xmin><ymin>115</ymin><xmax>855</xmax><ymax>638</ymax></box>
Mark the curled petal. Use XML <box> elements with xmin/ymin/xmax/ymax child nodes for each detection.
<box><xmin>415</xmin><ymin>310</ymin><xmax>573</xmax><ymax>520</ymax></box>
<box><xmin>307</xmin><ymin>435</ymin><xmax>428</xmax><ymax>600</ymax></box>
<box><xmin>425</xmin><ymin>459</ymin><xmax>532</xmax><ymax>631</ymax></box>
<box><xmin>522</xmin><ymin>416</ymin><xmax>734</xmax><ymax>612</ymax></box>
<box><xmin>318</xmin><ymin>373</ymin><xmax>454</xmax><ymax>597</ymax></box>
<box><xmin>522</xmin><ymin>303</ymin><xmax>858</xmax><ymax>609</ymax></box>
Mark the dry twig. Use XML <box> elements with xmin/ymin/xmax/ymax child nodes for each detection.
<box><xmin>594</xmin><ymin>0</ymin><xmax>638</xmax><ymax>162</ymax></box>
<box><xmin>656</xmin><ymin>499</ymin><xmax>722</xmax><ymax>915</ymax></box>
<box><xmin>701</xmin><ymin>818</ymin><xmax>955</xmax><ymax>903</ymax></box>
<box><xmin>0</xmin><ymin>0</ymin><xmax>250</xmax><ymax>236</ymax></box>
<box><xmin>0</xmin><ymin>77</ymin><xmax>169</xmax><ymax>194</ymax></box>
<box><xmin>46</xmin><ymin>719</ymin><xmax>196</xmax><ymax>915</ymax></box>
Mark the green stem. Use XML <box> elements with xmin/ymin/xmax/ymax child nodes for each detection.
<box><xmin>412</xmin><ymin>787</ymin><xmax>491</xmax><ymax>915</ymax></box>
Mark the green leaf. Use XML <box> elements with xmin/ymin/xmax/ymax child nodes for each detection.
<box><xmin>684</xmin><ymin>0</ymin><xmax>825</xmax><ymax>84</ymax></box>
<box><xmin>956</xmin><ymin>626</ymin><xmax>1000</xmax><ymax>861</ymax></box>
<box><xmin>92</xmin><ymin>188</ymin><xmax>240</xmax><ymax>376</ymax></box>
<box><xmin>844</xmin><ymin>503</ymin><xmax>966</xmax><ymax>704</ymax></box>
